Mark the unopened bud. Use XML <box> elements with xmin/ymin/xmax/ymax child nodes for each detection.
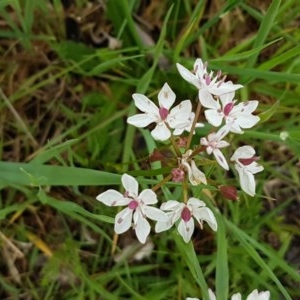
<box><xmin>176</xmin><ymin>137</ymin><xmax>188</xmax><ymax>148</ymax></box>
<box><xmin>149</xmin><ymin>149</ymin><xmax>166</xmax><ymax>163</ymax></box>
<box><xmin>219</xmin><ymin>185</ymin><xmax>239</xmax><ymax>201</ymax></box>
<box><xmin>172</xmin><ymin>168</ymin><xmax>185</xmax><ymax>182</ymax></box>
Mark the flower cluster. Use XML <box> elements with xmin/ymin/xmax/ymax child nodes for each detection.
<box><xmin>97</xmin><ymin>174</ymin><xmax>217</xmax><ymax>243</ymax></box>
<box><xmin>96</xmin><ymin>57</ymin><xmax>263</xmax><ymax>244</ymax></box>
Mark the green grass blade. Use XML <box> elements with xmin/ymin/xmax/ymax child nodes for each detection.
<box><xmin>174</xmin><ymin>232</ymin><xmax>209</xmax><ymax>300</ymax></box>
<box><xmin>216</xmin><ymin>215</ymin><xmax>229</xmax><ymax>300</ymax></box>
<box><xmin>245</xmin><ymin>0</ymin><xmax>282</xmax><ymax>69</ymax></box>
<box><xmin>226</xmin><ymin>220</ymin><xmax>293</xmax><ymax>299</ymax></box>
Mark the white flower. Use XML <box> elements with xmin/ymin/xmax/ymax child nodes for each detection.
<box><xmin>207</xmin><ymin>288</ymin><xmax>270</xmax><ymax>300</ymax></box>
<box><xmin>155</xmin><ymin>198</ymin><xmax>217</xmax><ymax>243</ymax></box>
<box><xmin>173</xmin><ymin>111</ymin><xmax>204</xmax><ymax>136</ymax></box>
<box><xmin>201</xmin><ymin>91</ymin><xmax>260</xmax><ymax>134</ymax></box>
<box><xmin>181</xmin><ymin>150</ymin><xmax>207</xmax><ymax>185</ymax></box>
<box><xmin>127</xmin><ymin>83</ymin><xmax>193</xmax><ymax>141</ymax></box>
<box><xmin>176</xmin><ymin>58</ymin><xmax>243</xmax><ymax>99</ymax></box>
<box><xmin>244</xmin><ymin>289</ymin><xmax>270</xmax><ymax>300</ymax></box>
<box><xmin>96</xmin><ymin>174</ymin><xmax>167</xmax><ymax>243</ymax></box>
<box><xmin>200</xmin><ymin>127</ymin><xmax>230</xmax><ymax>170</ymax></box>
<box><xmin>231</xmin><ymin>146</ymin><xmax>264</xmax><ymax>196</ymax></box>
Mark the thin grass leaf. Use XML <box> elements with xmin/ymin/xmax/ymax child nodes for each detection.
<box><xmin>258</xmin><ymin>44</ymin><xmax>300</xmax><ymax>70</ymax></box>
<box><xmin>215</xmin><ymin>215</ymin><xmax>229</xmax><ymax>300</ymax></box>
<box><xmin>212</xmin><ymin>38</ymin><xmax>282</xmax><ymax>62</ymax></box>
<box><xmin>174</xmin><ymin>232</ymin><xmax>209</xmax><ymax>300</ymax></box>
<box><xmin>226</xmin><ymin>220</ymin><xmax>294</xmax><ymax>299</ymax></box>
<box><xmin>211</xmin><ymin>64</ymin><xmax>300</xmax><ymax>84</ymax></box>
<box><xmin>173</xmin><ymin>1</ymin><xmax>205</xmax><ymax>60</ymax></box>
<box><xmin>30</xmin><ymin>139</ymin><xmax>79</xmax><ymax>164</ymax></box>
<box><xmin>258</xmin><ymin>100</ymin><xmax>280</xmax><ymax>123</ymax></box>
<box><xmin>245</xmin><ymin>0</ymin><xmax>282</xmax><ymax>69</ymax></box>
<box><xmin>0</xmin><ymin>161</ymin><xmax>121</xmax><ymax>186</ymax></box>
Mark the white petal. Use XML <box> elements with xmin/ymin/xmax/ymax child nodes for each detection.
<box><xmin>231</xmin><ymin>293</ymin><xmax>242</xmax><ymax>300</ymax></box>
<box><xmin>194</xmin><ymin>58</ymin><xmax>205</xmax><ymax>74</ymax></box>
<box><xmin>187</xmin><ymin>197</ymin><xmax>206</xmax><ymax>208</ymax></box>
<box><xmin>189</xmin><ymin>160</ymin><xmax>207</xmax><ymax>185</ymax></box>
<box><xmin>216</xmin><ymin>140</ymin><xmax>230</xmax><ymax>148</ymax></box>
<box><xmin>114</xmin><ymin>208</ymin><xmax>133</xmax><ymax>234</ymax></box>
<box><xmin>158</xmin><ymin>82</ymin><xmax>176</xmax><ymax>109</ymax></box>
<box><xmin>138</xmin><ymin>189</ymin><xmax>157</xmax><ymax>204</ymax></box>
<box><xmin>248</xmin><ymin>163</ymin><xmax>264</xmax><ymax>174</ymax></box>
<box><xmin>246</xmin><ymin>290</ymin><xmax>270</xmax><ymax>300</ymax></box>
<box><xmin>199</xmin><ymin>93</ymin><xmax>220</xmax><ymax>110</ymax></box>
<box><xmin>205</xmin><ymin>109</ymin><xmax>223</xmax><ymax>127</ymax></box>
<box><xmin>178</xmin><ymin>218</ymin><xmax>194</xmax><ymax>243</ymax></box>
<box><xmin>219</xmin><ymin>91</ymin><xmax>235</xmax><ymax>107</ymax></box>
<box><xmin>235</xmin><ymin>115</ymin><xmax>260</xmax><ymax>129</ymax></box>
<box><xmin>122</xmin><ymin>173</ymin><xmax>139</xmax><ymax>197</ymax></box>
<box><xmin>234</xmin><ymin>100</ymin><xmax>259</xmax><ymax>113</ymax></box>
<box><xmin>231</xmin><ymin>146</ymin><xmax>255</xmax><ymax>161</ymax></box>
<box><xmin>160</xmin><ymin>200</ymin><xmax>182</xmax><ymax>211</ymax></box>
<box><xmin>200</xmin><ymin>137</ymin><xmax>209</xmax><ymax>146</ymax></box>
<box><xmin>96</xmin><ymin>190</ymin><xmax>128</xmax><ymax>206</ymax></box>
<box><xmin>193</xmin><ymin>207</ymin><xmax>218</xmax><ymax>231</ymax></box>
<box><xmin>216</xmin><ymin>124</ymin><xmax>230</xmax><ymax>140</ymax></box>
<box><xmin>144</xmin><ymin>206</ymin><xmax>168</xmax><ymax>222</ymax></box>
<box><xmin>167</xmin><ymin>100</ymin><xmax>192</xmax><ymax>129</ymax></box>
<box><xmin>127</xmin><ymin>113</ymin><xmax>158</xmax><ymax>128</ymax></box>
<box><xmin>209</xmin><ymin>82</ymin><xmax>243</xmax><ymax>96</ymax></box>
<box><xmin>235</xmin><ymin>165</ymin><xmax>256</xmax><ymax>196</ymax></box>
<box><xmin>225</xmin><ymin>119</ymin><xmax>244</xmax><ymax>134</ymax></box>
<box><xmin>151</xmin><ymin>122</ymin><xmax>171</xmax><ymax>141</ymax></box>
<box><xmin>155</xmin><ymin>218</ymin><xmax>173</xmax><ymax>233</ymax></box>
<box><xmin>133</xmin><ymin>211</ymin><xmax>151</xmax><ymax>243</ymax></box>
<box><xmin>213</xmin><ymin>148</ymin><xmax>229</xmax><ymax>170</ymax></box>
<box><xmin>208</xmin><ymin>289</ymin><xmax>217</xmax><ymax>300</ymax></box>
<box><xmin>132</xmin><ymin>93</ymin><xmax>159</xmax><ymax>114</ymax></box>
<box><xmin>176</xmin><ymin>63</ymin><xmax>200</xmax><ymax>88</ymax></box>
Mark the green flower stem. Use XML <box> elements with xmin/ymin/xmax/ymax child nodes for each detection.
<box><xmin>151</xmin><ymin>174</ymin><xmax>173</xmax><ymax>192</ymax></box>
<box><xmin>186</xmin><ymin>99</ymin><xmax>202</xmax><ymax>150</ymax></box>
<box><xmin>169</xmin><ymin>132</ymin><xmax>182</xmax><ymax>157</ymax></box>
<box><xmin>182</xmin><ymin>177</ymin><xmax>188</xmax><ymax>204</ymax></box>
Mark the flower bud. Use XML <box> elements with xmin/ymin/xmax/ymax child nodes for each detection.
<box><xmin>219</xmin><ymin>185</ymin><xmax>239</xmax><ymax>201</ymax></box>
<box><xmin>171</xmin><ymin>168</ymin><xmax>185</xmax><ymax>182</ymax></box>
<box><xmin>149</xmin><ymin>149</ymin><xmax>166</xmax><ymax>163</ymax></box>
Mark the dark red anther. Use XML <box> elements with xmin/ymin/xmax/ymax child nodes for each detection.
<box><xmin>238</xmin><ymin>156</ymin><xmax>259</xmax><ymax>166</ymax></box>
<box><xmin>181</xmin><ymin>206</ymin><xmax>192</xmax><ymax>222</ymax></box>
<box><xmin>224</xmin><ymin>102</ymin><xmax>234</xmax><ymax>116</ymax></box>
<box><xmin>159</xmin><ymin>107</ymin><xmax>169</xmax><ymax>120</ymax></box>
<box><xmin>128</xmin><ymin>200</ymin><xmax>138</xmax><ymax>210</ymax></box>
